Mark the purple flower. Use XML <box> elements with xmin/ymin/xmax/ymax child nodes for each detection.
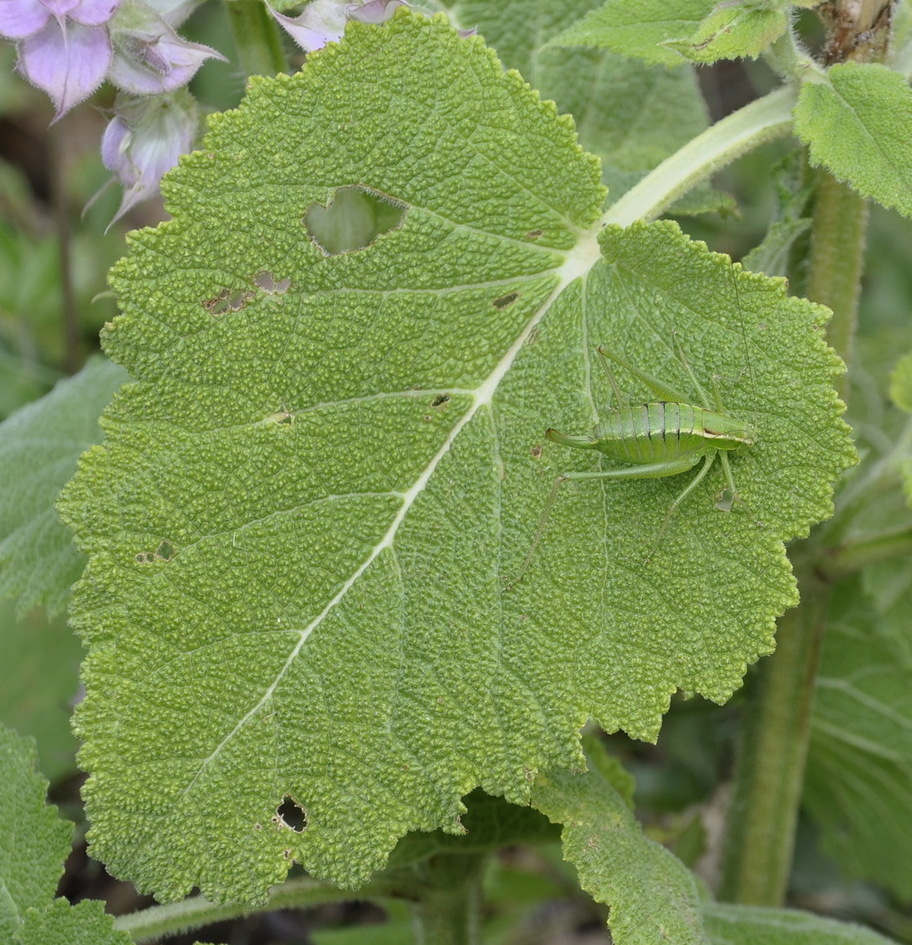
<box><xmin>108</xmin><ymin>0</ymin><xmax>225</xmax><ymax>95</ymax></box>
<box><xmin>270</xmin><ymin>0</ymin><xmax>406</xmax><ymax>53</ymax></box>
<box><xmin>0</xmin><ymin>0</ymin><xmax>121</xmax><ymax>118</ymax></box>
<box><xmin>98</xmin><ymin>90</ymin><xmax>198</xmax><ymax>223</ymax></box>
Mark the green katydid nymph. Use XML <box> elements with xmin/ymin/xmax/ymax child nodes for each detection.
<box><xmin>510</xmin><ymin>342</ymin><xmax>755</xmax><ymax>586</ymax></box>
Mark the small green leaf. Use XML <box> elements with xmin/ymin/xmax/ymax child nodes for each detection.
<box><xmin>547</xmin><ymin>0</ymin><xmax>714</xmax><ymax>66</ymax></box>
<box><xmin>0</xmin><ymin>725</ymin><xmax>72</xmax><ymax>941</ymax></box>
<box><xmin>702</xmin><ymin>901</ymin><xmax>900</xmax><ymax>944</ymax></box>
<box><xmin>0</xmin><ymin>357</ymin><xmax>128</xmax><ymax>616</ymax></box>
<box><xmin>665</xmin><ymin>6</ymin><xmax>787</xmax><ymax>63</ymax></box>
<box><xmin>795</xmin><ymin>63</ymin><xmax>912</xmax><ymax>218</ymax></box>
<box><xmin>531</xmin><ymin>763</ymin><xmax>706</xmax><ymax>945</ymax></box>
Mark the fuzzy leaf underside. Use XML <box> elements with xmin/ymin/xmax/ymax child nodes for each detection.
<box><xmin>59</xmin><ymin>12</ymin><xmax>854</xmax><ymax>903</ymax></box>
<box><xmin>531</xmin><ymin>764</ymin><xmax>706</xmax><ymax>945</ymax></box>
<box><xmin>0</xmin><ymin>358</ymin><xmax>128</xmax><ymax>616</ymax></box>
<box><xmin>795</xmin><ymin>63</ymin><xmax>912</xmax><ymax>219</ymax></box>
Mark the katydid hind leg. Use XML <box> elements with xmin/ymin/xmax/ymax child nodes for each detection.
<box><xmin>643</xmin><ymin>450</ymin><xmax>718</xmax><ymax>564</ymax></box>
<box><xmin>596</xmin><ymin>344</ymin><xmax>689</xmax><ymax>403</ymax></box>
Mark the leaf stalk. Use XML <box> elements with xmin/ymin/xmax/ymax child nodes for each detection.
<box><xmin>603</xmin><ymin>85</ymin><xmax>797</xmax><ymax>227</ymax></box>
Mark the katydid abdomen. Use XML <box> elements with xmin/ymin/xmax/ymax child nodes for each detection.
<box><xmin>546</xmin><ymin>402</ymin><xmax>753</xmax><ymax>469</ymax></box>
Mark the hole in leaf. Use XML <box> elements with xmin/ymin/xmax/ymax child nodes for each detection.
<box><xmin>156</xmin><ymin>540</ymin><xmax>176</xmax><ymax>561</ymax></box>
<box><xmin>430</xmin><ymin>394</ymin><xmax>450</xmax><ymax>408</ymax></box>
<box><xmin>492</xmin><ymin>292</ymin><xmax>518</xmax><ymax>309</ymax></box>
<box><xmin>203</xmin><ymin>288</ymin><xmax>255</xmax><ymax>316</ymax></box>
<box><xmin>253</xmin><ymin>271</ymin><xmax>291</xmax><ymax>294</ymax></box>
<box><xmin>276</xmin><ymin>795</ymin><xmax>307</xmax><ymax>832</ymax></box>
<box><xmin>304</xmin><ymin>185</ymin><xmax>406</xmax><ymax>255</ymax></box>
<box><xmin>530</xmin><ymin>445</ymin><xmax>543</xmax><ymax>458</ymax></box>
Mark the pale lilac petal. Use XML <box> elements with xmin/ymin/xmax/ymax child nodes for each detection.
<box><xmin>18</xmin><ymin>18</ymin><xmax>111</xmax><ymax>117</ymax></box>
<box><xmin>100</xmin><ymin>114</ymin><xmax>133</xmax><ymax>178</ymax></box>
<box><xmin>108</xmin><ymin>27</ymin><xmax>224</xmax><ymax>94</ymax></box>
<box><xmin>0</xmin><ymin>0</ymin><xmax>51</xmax><ymax>39</ymax></box>
<box><xmin>346</xmin><ymin>0</ymin><xmax>405</xmax><ymax>25</ymax></box>
<box><xmin>139</xmin><ymin>0</ymin><xmax>198</xmax><ymax>28</ymax></box>
<box><xmin>268</xmin><ymin>1</ymin><xmax>346</xmax><ymax>52</ymax></box>
<box><xmin>41</xmin><ymin>0</ymin><xmax>82</xmax><ymax>16</ymax></box>
<box><xmin>270</xmin><ymin>9</ymin><xmax>339</xmax><ymax>51</ymax></box>
<box><xmin>99</xmin><ymin>93</ymin><xmax>197</xmax><ymax>223</ymax></box>
<box><xmin>69</xmin><ymin>0</ymin><xmax>122</xmax><ymax>26</ymax></box>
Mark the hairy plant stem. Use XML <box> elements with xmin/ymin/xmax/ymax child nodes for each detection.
<box><xmin>720</xmin><ymin>172</ymin><xmax>869</xmax><ymax>904</ymax></box>
<box><xmin>807</xmin><ymin>170</ymin><xmax>869</xmax><ymax>403</ymax></box>
<box><xmin>113</xmin><ymin>876</ymin><xmax>422</xmax><ymax>942</ymax></box>
<box><xmin>226</xmin><ymin>0</ymin><xmax>288</xmax><ymax>78</ymax></box>
<box><xmin>603</xmin><ymin>85</ymin><xmax>797</xmax><ymax>227</ymax></box>
<box><xmin>408</xmin><ymin>853</ymin><xmax>486</xmax><ymax>945</ymax></box>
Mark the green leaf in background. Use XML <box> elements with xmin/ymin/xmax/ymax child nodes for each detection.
<box><xmin>531</xmin><ymin>762</ymin><xmax>705</xmax><ymax>945</ymax></box>
<box><xmin>0</xmin><ymin>725</ymin><xmax>71</xmax><ymax>941</ymax></box>
<box><xmin>892</xmin><ymin>350</ymin><xmax>912</xmax><ymax>414</ymax></box>
<box><xmin>451</xmin><ymin>0</ymin><xmax>710</xmax><ymax>199</ymax></box>
<box><xmin>0</xmin><ymin>357</ymin><xmax>129</xmax><ymax>616</ymax></box>
<box><xmin>547</xmin><ymin>0</ymin><xmax>714</xmax><ymax>66</ymax></box>
<box><xmin>59</xmin><ymin>11</ymin><xmax>854</xmax><ymax>904</ymax></box>
<box><xmin>805</xmin><ymin>577</ymin><xmax>912</xmax><ymax>901</ymax></box>
<box><xmin>794</xmin><ymin>63</ymin><xmax>912</xmax><ymax>219</ymax></box>
<box><xmin>0</xmin><ymin>725</ymin><xmax>131</xmax><ymax>945</ymax></box>
<box><xmin>702</xmin><ymin>901</ymin><xmax>899</xmax><ymax>944</ymax></box>
<box><xmin>0</xmin><ymin>602</ymin><xmax>82</xmax><ymax>782</ymax></box>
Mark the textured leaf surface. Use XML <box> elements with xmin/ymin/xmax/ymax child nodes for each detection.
<box><xmin>548</xmin><ymin>0</ymin><xmax>713</xmax><ymax>66</ymax></box>
<box><xmin>17</xmin><ymin>899</ymin><xmax>131</xmax><ymax>945</ymax></box>
<box><xmin>0</xmin><ymin>725</ymin><xmax>71</xmax><ymax>941</ymax></box>
<box><xmin>60</xmin><ymin>12</ymin><xmax>854</xmax><ymax>903</ymax></box>
<box><xmin>805</xmin><ymin>579</ymin><xmax>912</xmax><ymax>901</ymax></box>
<box><xmin>0</xmin><ymin>357</ymin><xmax>128</xmax><ymax>616</ymax></box>
<box><xmin>452</xmin><ymin>0</ymin><xmax>709</xmax><ymax>195</ymax></box>
<box><xmin>702</xmin><ymin>902</ymin><xmax>898</xmax><ymax>944</ymax></box>
<box><xmin>795</xmin><ymin>63</ymin><xmax>912</xmax><ymax>218</ymax></box>
<box><xmin>531</xmin><ymin>763</ymin><xmax>705</xmax><ymax>945</ymax></box>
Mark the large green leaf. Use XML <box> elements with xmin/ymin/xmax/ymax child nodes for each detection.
<box><xmin>0</xmin><ymin>357</ymin><xmax>129</xmax><ymax>616</ymax></box>
<box><xmin>795</xmin><ymin>63</ymin><xmax>912</xmax><ymax>219</ymax></box>
<box><xmin>59</xmin><ymin>11</ymin><xmax>854</xmax><ymax>903</ymax></box>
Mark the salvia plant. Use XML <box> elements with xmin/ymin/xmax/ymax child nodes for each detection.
<box><xmin>2</xmin><ymin>0</ymin><xmax>912</xmax><ymax>942</ymax></box>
